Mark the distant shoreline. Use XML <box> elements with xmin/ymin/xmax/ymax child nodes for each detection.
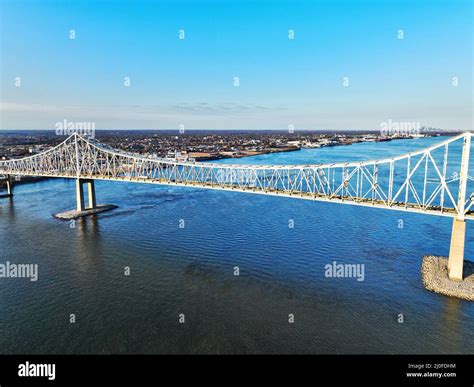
<box><xmin>0</xmin><ymin>134</ymin><xmax>439</xmax><ymax>175</ymax></box>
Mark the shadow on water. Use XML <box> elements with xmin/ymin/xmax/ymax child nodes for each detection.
<box><xmin>1</xmin><ymin>196</ymin><xmax>16</xmax><ymax>221</ymax></box>
<box><xmin>436</xmin><ymin>297</ymin><xmax>464</xmax><ymax>353</ymax></box>
<box><xmin>72</xmin><ymin>215</ymin><xmax>105</xmax><ymax>271</ymax></box>
<box><xmin>463</xmin><ymin>264</ymin><xmax>474</xmax><ymax>277</ymax></box>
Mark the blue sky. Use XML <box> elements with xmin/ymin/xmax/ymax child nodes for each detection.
<box><xmin>0</xmin><ymin>0</ymin><xmax>472</xmax><ymax>130</ymax></box>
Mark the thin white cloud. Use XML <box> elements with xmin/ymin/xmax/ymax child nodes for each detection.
<box><xmin>0</xmin><ymin>102</ymin><xmax>66</xmax><ymax>113</ymax></box>
<box><xmin>0</xmin><ymin>101</ymin><xmax>471</xmax><ymax>131</ymax></box>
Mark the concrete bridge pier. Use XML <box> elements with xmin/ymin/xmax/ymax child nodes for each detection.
<box><xmin>0</xmin><ymin>175</ymin><xmax>13</xmax><ymax>198</ymax></box>
<box><xmin>447</xmin><ymin>133</ymin><xmax>470</xmax><ymax>282</ymax></box>
<box><xmin>54</xmin><ymin>178</ymin><xmax>116</xmax><ymax>220</ymax></box>
<box><xmin>423</xmin><ymin>217</ymin><xmax>472</xmax><ymax>300</ymax></box>
<box><xmin>448</xmin><ymin>218</ymin><xmax>466</xmax><ymax>281</ymax></box>
<box><xmin>76</xmin><ymin>178</ymin><xmax>96</xmax><ymax>211</ymax></box>
<box><xmin>6</xmin><ymin>175</ymin><xmax>13</xmax><ymax>197</ymax></box>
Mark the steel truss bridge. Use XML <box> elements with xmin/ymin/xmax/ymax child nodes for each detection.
<box><xmin>0</xmin><ymin>132</ymin><xmax>473</xmax><ymax>280</ymax></box>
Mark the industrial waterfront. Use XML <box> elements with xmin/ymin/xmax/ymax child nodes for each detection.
<box><xmin>0</xmin><ymin>136</ymin><xmax>473</xmax><ymax>354</ymax></box>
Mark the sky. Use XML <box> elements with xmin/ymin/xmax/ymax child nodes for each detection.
<box><xmin>0</xmin><ymin>0</ymin><xmax>472</xmax><ymax>130</ymax></box>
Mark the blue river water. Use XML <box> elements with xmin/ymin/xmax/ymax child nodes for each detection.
<box><xmin>0</xmin><ymin>136</ymin><xmax>473</xmax><ymax>354</ymax></box>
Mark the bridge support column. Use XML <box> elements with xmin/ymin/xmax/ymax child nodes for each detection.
<box><xmin>86</xmin><ymin>180</ymin><xmax>97</xmax><ymax>209</ymax></box>
<box><xmin>55</xmin><ymin>178</ymin><xmax>116</xmax><ymax>220</ymax></box>
<box><xmin>76</xmin><ymin>178</ymin><xmax>96</xmax><ymax>211</ymax></box>
<box><xmin>1</xmin><ymin>175</ymin><xmax>13</xmax><ymax>198</ymax></box>
<box><xmin>76</xmin><ymin>179</ymin><xmax>85</xmax><ymax>211</ymax></box>
<box><xmin>448</xmin><ymin>218</ymin><xmax>466</xmax><ymax>281</ymax></box>
<box><xmin>6</xmin><ymin>175</ymin><xmax>13</xmax><ymax>197</ymax></box>
<box><xmin>447</xmin><ymin>133</ymin><xmax>471</xmax><ymax>281</ymax></box>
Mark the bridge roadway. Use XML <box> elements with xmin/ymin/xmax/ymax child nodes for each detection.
<box><xmin>1</xmin><ymin>170</ymin><xmax>470</xmax><ymax>220</ymax></box>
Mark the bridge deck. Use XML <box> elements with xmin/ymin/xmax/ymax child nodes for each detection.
<box><xmin>4</xmin><ymin>171</ymin><xmax>472</xmax><ymax>220</ymax></box>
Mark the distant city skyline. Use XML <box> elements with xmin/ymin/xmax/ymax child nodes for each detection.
<box><xmin>1</xmin><ymin>0</ymin><xmax>472</xmax><ymax>130</ymax></box>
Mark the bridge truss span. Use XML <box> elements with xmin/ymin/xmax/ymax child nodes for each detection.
<box><xmin>0</xmin><ymin>132</ymin><xmax>472</xmax><ymax>220</ymax></box>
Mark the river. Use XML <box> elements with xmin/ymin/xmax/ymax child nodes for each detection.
<box><xmin>0</xmin><ymin>136</ymin><xmax>473</xmax><ymax>354</ymax></box>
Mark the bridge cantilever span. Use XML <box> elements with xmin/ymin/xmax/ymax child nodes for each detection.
<box><xmin>0</xmin><ymin>132</ymin><xmax>472</xmax><ymax>280</ymax></box>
